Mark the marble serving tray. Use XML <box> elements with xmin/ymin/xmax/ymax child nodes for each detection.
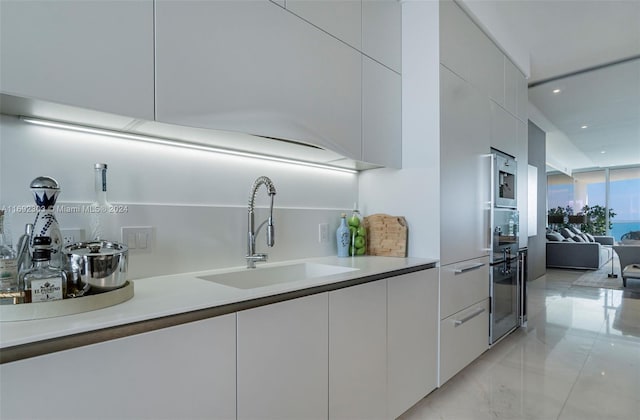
<box><xmin>0</xmin><ymin>281</ymin><xmax>134</xmax><ymax>322</ymax></box>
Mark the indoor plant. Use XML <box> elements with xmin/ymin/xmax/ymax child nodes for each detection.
<box><xmin>580</xmin><ymin>205</ymin><xmax>616</xmax><ymax>235</ymax></box>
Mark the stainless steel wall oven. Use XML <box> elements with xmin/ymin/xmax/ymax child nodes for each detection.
<box><xmin>493</xmin><ymin>152</ymin><xmax>517</xmax><ymax>209</ymax></box>
<box><xmin>489</xmin><ymin>149</ymin><xmax>520</xmax><ymax>345</ymax></box>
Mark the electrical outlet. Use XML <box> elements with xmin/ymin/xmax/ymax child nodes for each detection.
<box><xmin>60</xmin><ymin>228</ymin><xmax>84</xmax><ymax>246</ymax></box>
<box><xmin>319</xmin><ymin>223</ymin><xmax>329</xmax><ymax>243</ymax></box>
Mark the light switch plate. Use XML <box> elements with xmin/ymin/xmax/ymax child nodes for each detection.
<box><xmin>319</xmin><ymin>223</ymin><xmax>329</xmax><ymax>243</ymax></box>
<box><xmin>121</xmin><ymin>226</ymin><xmax>154</xmax><ymax>252</ymax></box>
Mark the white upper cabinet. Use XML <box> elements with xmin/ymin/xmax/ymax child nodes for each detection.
<box><xmin>516</xmin><ymin>67</ymin><xmax>529</xmax><ymax>123</ymax></box>
<box><xmin>286</xmin><ymin>0</ymin><xmax>362</xmax><ymax>50</ymax></box>
<box><xmin>490</xmin><ymin>101</ymin><xmax>518</xmax><ymax>157</ymax></box>
<box><xmin>363</xmin><ymin>56</ymin><xmax>402</xmax><ymax>168</ymax></box>
<box><xmin>440</xmin><ymin>66</ymin><xmax>491</xmax><ymax>265</ymax></box>
<box><xmin>362</xmin><ymin>0</ymin><xmax>402</xmax><ymax>73</ymax></box>
<box><xmin>504</xmin><ymin>58</ymin><xmax>519</xmax><ymax>116</ymax></box>
<box><xmin>504</xmin><ymin>57</ymin><xmax>529</xmax><ymax>123</ymax></box>
<box><xmin>285</xmin><ymin>0</ymin><xmax>401</xmax><ymax>74</ymax></box>
<box><xmin>0</xmin><ymin>0</ymin><xmax>154</xmax><ymax>120</ymax></box>
<box><xmin>440</xmin><ymin>0</ymin><xmax>477</xmax><ymax>81</ymax></box>
<box><xmin>440</xmin><ymin>0</ymin><xmax>503</xmax><ymax>104</ymax></box>
<box><xmin>155</xmin><ymin>0</ymin><xmax>362</xmax><ymax>161</ymax></box>
<box><xmin>2</xmin><ymin>0</ymin><xmax>402</xmax><ymax>167</ymax></box>
<box><xmin>469</xmin><ymin>34</ymin><xmax>504</xmax><ymax>106</ymax></box>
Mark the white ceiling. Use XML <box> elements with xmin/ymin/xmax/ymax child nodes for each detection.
<box><xmin>529</xmin><ymin>58</ymin><xmax>639</xmax><ymax>172</ymax></box>
<box><xmin>460</xmin><ymin>0</ymin><xmax>640</xmax><ymax>174</ymax></box>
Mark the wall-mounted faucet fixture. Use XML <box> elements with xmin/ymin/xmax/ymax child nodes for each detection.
<box><xmin>246</xmin><ymin>176</ymin><xmax>277</xmax><ymax>268</ymax></box>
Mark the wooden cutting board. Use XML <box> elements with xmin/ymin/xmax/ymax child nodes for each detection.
<box><xmin>363</xmin><ymin>214</ymin><xmax>408</xmax><ymax>257</ymax></box>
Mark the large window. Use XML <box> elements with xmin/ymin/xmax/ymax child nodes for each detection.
<box><xmin>547</xmin><ymin>173</ymin><xmax>574</xmax><ymax>211</ymax></box>
<box><xmin>547</xmin><ymin>170</ymin><xmax>605</xmax><ymax>215</ymax></box>
<box><xmin>610</xmin><ymin>167</ymin><xmax>640</xmax><ymax>241</ymax></box>
<box><xmin>547</xmin><ymin>166</ymin><xmax>640</xmax><ymax>241</ymax></box>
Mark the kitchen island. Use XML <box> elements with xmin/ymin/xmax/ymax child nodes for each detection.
<box><xmin>1</xmin><ymin>255</ymin><xmax>438</xmax><ymax>420</ymax></box>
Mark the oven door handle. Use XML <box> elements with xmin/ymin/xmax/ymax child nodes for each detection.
<box><xmin>484</xmin><ymin>153</ymin><xmax>495</xmax><ymax>252</ymax></box>
<box><xmin>454</xmin><ymin>262</ymin><xmax>485</xmax><ymax>274</ymax></box>
<box><xmin>454</xmin><ymin>307</ymin><xmax>486</xmax><ymax>327</ymax></box>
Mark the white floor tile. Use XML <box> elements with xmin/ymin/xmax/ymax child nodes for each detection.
<box><xmin>398</xmin><ymin>269</ymin><xmax>640</xmax><ymax>420</ymax></box>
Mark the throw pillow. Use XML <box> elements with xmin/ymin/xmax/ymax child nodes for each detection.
<box><xmin>573</xmin><ymin>235</ymin><xmax>585</xmax><ymax>242</ymax></box>
<box><xmin>560</xmin><ymin>227</ymin><xmax>575</xmax><ymax>239</ymax></box>
<box><xmin>584</xmin><ymin>233</ymin><xmax>595</xmax><ymax>242</ymax></box>
<box><xmin>569</xmin><ymin>226</ymin><xmax>583</xmax><ymax>235</ymax></box>
<box><xmin>546</xmin><ymin>232</ymin><xmax>564</xmax><ymax>241</ymax></box>
<box><xmin>563</xmin><ymin>237</ymin><xmax>575</xmax><ymax>242</ymax></box>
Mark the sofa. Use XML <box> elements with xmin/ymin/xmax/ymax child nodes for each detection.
<box><xmin>546</xmin><ymin>226</ymin><xmax>614</xmax><ymax>270</ymax></box>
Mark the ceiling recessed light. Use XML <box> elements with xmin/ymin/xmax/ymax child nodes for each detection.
<box><xmin>601</xmin><ymin>150</ymin><xmax>606</xmax><ymax>154</ymax></box>
<box><xmin>581</xmin><ymin>125</ymin><xmax>589</xmax><ymax>129</ymax></box>
<box><xmin>552</xmin><ymin>88</ymin><xmax>561</xmax><ymax>94</ymax></box>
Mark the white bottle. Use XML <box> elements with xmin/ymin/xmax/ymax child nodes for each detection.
<box><xmin>89</xmin><ymin>163</ymin><xmax>116</xmax><ymax>241</ymax></box>
<box><xmin>30</xmin><ymin>176</ymin><xmax>63</xmax><ymax>268</ymax></box>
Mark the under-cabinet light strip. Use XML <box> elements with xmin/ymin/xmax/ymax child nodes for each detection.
<box><xmin>20</xmin><ymin>116</ymin><xmax>358</xmax><ymax>174</ymax></box>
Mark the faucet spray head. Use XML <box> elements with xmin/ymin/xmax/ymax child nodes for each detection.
<box><xmin>267</xmin><ymin>216</ymin><xmax>275</xmax><ymax>247</ymax></box>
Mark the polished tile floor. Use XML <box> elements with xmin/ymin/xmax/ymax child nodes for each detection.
<box><xmin>400</xmin><ymin>270</ymin><xmax>640</xmax><ymax>420</ymax></box>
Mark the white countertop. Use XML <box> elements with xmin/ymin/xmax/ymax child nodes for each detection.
<box><xmin>0</xmin><ymin>256</ymin><xmax>437</xmax><ymax>349</ymax></box>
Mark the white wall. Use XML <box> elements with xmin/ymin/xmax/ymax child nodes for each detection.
<box><xmin>0</xmin><ymin>114</ymin><xmax>358</xmax><ymax>278</ymax></box>
<box><xmin>359</xmin><ymin>0</ymin><xmax>440</xmax><ymax>260</ymax></box>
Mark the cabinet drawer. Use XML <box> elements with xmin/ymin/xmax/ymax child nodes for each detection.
<box><xmin>440</xmin><ymin>257</ymin><xmax>489</xmax><ymax>319</ymax></box>
<box><xmin>439</xmin><ymin>298</ymin><xmax>489</xmax><ymax>385</ymax></box>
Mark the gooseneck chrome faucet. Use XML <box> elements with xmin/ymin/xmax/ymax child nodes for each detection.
<box><xmin>246</xmin><ymin>176</ymin><xmax>277</xmax><ymax>268</ymax></box>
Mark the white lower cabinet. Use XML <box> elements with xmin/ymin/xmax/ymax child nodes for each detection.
<box><xmin>388</xmin><ymin>269</ymin><xmax>439</xmax><ymax>419</ymax></box>
<box><xmin>0</xmin><ymin>314</ymin><xmax>237</xmax><ymax>420</ymax></box>
<box><xmin>439</xmin><ymin>298</ymin><xmax>490</xmax><ymax>385</ymax></box>
<box><xmin>439</xmin><ymin>257</ymin><xmax>490</xmax><ymax>386</ymax></box>
<box><xmin>329</xmin><ymin>280</ymin><xmax>387</xmax><ymax>419</ymax></box>
<box><xmin>237</xmin><ymin>293</ymin><xmax>329</xmax><ymax>420</ymax></box>
<box><xmin>440</xmin><ymin>256</ymin><xmax>490</xmax><ymax>320</ymax></box>
<box><xmin>1</xmin><ymin>269</ymin><xmax>440</xmax><ymax>420</ymax></box>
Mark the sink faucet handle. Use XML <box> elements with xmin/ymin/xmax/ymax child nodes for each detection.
<box><xmin>247</xmin><ymin>253</ymin><xmax>268</xmax><ymax>262</ymax></box>
<box><xmin>267</xmin><ymin>216</ymin><xmax>275</xmax><ymax>247</ymax></box>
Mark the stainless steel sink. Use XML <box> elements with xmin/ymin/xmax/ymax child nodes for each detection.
<box><xmin>198</xmin><ymin>262</ymin><xmax>359</xmax><ymax>289</ymax></box>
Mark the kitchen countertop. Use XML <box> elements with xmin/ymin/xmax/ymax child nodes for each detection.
<box><xmin>0</xmin><ymin>256</ymin><xmax>437</xmax><ymax>363</ymax></box>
